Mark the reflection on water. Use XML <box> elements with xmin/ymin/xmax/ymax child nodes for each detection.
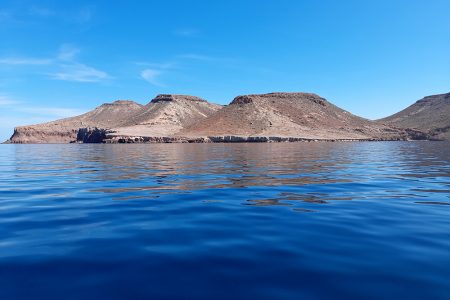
<box><xmin>0</xmin><ymin>142</ymin><xmax>450</xmax><ymax>299</ymax></box>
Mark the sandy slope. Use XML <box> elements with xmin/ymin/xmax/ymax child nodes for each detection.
<box><xmin>109</xmin><ymin>94</ymin><xmax>222</xmax><ymax>137</ymax></box>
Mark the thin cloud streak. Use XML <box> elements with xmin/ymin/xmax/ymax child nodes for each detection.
<box><xmin>28</xmin><ymin>6</ymin><xmax>56</xmax><ymax>17</ymax></box>
<box><xmin>58</xmin><ymin>44</ymin><xmax>80</xmax><ymax>61</ymax></box>
<box><xmin>0</xmin><ymin>96</ymin><xmax>19</xmax><ymax>106</ymax></box>
<box><xmin>172</xmin><ymin>28</ymin><xmax>200</xmax><ymax>37</ymax></box>
<box><xmin>0</xmin><ymin>94</ymin><xmax>85</xmax><ymax>141</ymax></box>
<box><xmin>19</xmin><ymin>106</ymin><xmax>84</xmax><ymax>118</ymax></box>
<box><xmin>137</xmin><ymin>53</ymin><xmax>239</xmax><ymax>87</ymax></box>
<box><xmin>50</xmin><ymin>63</ymin><xmax>109</xmax><ymax>83</ymax></box>
<box><xmin>0</xmin><ymin>58</ymin><xmax>52</xmax><ymax>65</ymax></box>
<box><xmin>141</xmin><ymin>69</ymin><xmax>165</xmax><ymax>87</ymax></box>
<box><xmin>0</xmin><ymin>44</ymin><xmax>110</xmax><ymax>83</ymax></box>
<box><xmin>0</xmin><ymin>95</ymin><xmax>83</xmax><ymax>118</ymax></box>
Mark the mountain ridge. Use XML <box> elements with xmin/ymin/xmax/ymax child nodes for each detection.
<box><xmin>179</xmin><ymin>92</ymin><xmax>416</xmax><ymax>140</ymax></box>
<box><xmin>6</xmin><ymin>91</ymin><xmax>445</xmax><ymax>143</ymax></box>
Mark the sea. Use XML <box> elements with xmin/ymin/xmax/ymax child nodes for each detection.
<box><xmin>0</xmin><ymin>142</ymin><xmax>449</xmax><ymax>299</ymax></box>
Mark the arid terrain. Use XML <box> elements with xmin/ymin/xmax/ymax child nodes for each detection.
<box><xmin>8</xmin><ymin>100</ymin><xmax>144</xmax><ymax>143</ymax></box>
<box><xmin>6</xmin><ymin>92</ymin><xmax>448</xmax><ymax>143</ymax></box>
<box><xmin>180</xmin><ymin>93</ymin><xmax>418</xmax><ymax>140</ymax></box>
<box><xmin>379</xmin><ymin>92</ymin><xmax>450</xmax><ymax>140</ymax></box>
<box><xmin>110</xmin><ymin>94</ymin><xmax>222</xmax><ymax>138</ymax></box>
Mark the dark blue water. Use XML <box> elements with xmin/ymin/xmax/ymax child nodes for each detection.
<box><xmin>0</xmin><ymin>142</ymin><xmax>449</xmax><ymax>300</ymax></box>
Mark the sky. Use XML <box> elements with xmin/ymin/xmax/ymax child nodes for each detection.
<box><xmin>0</xmin><ymin>0</ymin><xmax>449</xmax><ymax>141</ymax></box>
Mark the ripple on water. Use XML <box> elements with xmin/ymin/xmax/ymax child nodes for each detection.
<box><xmin>0</xmin><ymin>142</ymin><xmax>449</xmax><ymax>299</ymax></box>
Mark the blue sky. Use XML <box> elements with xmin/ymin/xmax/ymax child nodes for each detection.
<box><xmin>1</xmin><ymin>0</ymin><xmax>449</xmax><ymax>141</ymax></box>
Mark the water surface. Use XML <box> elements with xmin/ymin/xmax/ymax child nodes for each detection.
<box><xmin>0</xmin><ymin>142</ymin><xmax>449</xmax><ymax>299</ymax></box>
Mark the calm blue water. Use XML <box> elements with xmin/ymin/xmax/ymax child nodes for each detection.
<box><xmin>0</xmin><ymin>142</ymin><xmax>449</xmax><ymax>300</ymax></box>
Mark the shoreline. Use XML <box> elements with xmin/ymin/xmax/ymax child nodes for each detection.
<box><xmin>5</xmin><ymin>136</ymin><xmax>441</xmax><ymax>144</ymax></box>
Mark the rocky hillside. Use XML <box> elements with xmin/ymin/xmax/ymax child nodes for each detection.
<box><xmin>109</xmin><ymin>94</ymin><xmax>222</xmax><ymax>138</ymax></box>
<box><xmin>8</xmin><ymin>92</ymin><xmax>433</xmax><ymax>143</ymax></box>
<box><xmin>8</xmin><ymin>100</ymin><xmax>144</xmax><ymax>143</ymax></box>
<box><xmin>379</xmin><ymin>92</ymin><xmax>450</xmax><ymax>140</ymax></box>
<box><xmin>180</xmin><ymin>92</ymin><xmax>418</xmax><ymax>140</ymax></box>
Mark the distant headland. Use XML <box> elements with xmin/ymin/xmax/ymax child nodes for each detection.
<box><xmin>5</xmin><ymin>92</ymin><xmax>450</xmax><ymax>144</ymax></box>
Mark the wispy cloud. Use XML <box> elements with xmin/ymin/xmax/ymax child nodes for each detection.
<box><xmin>0</xmin><ymin>94</ymin><xmax>84</xmax><ymax>141</ymax></box>
<box><xmin>141</xmin><ymin>69</ymin><xmax>164</xmax><ymax>87</ymax></box>
<box><xmin>0</xmin><ymin>57</ymin><xmax>52</xmax><ymax>65</ymax></box>
<box><xmin>19</xmin><ymin>106</ymin><xmax>84</xmax><ymax>118</ymax></box>
<box><xmin>0</xmin><ymin>44</ymin><xmax>110</xmax><ymax>83</ymax></box>
<box><xmin>28</xmin><ymin>6</ymin><xmax>56</xmax><ymax>17</ymax></box>
<box><xmin>173</xmin><ymin>28</ymin><xmax>200</xmax><ymax>37</ymax></box>
<box><xmin>0</xmin><ymin>96</ymin><xmax>19</xmax><ymax>106</ymax></box>
<box><xmin>138</xmin><ymin>53</ymin><xmax>236</xmax><ymax>87</ymax></box>
<box><xmin>57</xmin><ymin>44</ymin><xmax>80</xmax><ymax>61</ymax></box>
<box><xmin>0</xmin><ymin>104</ymin><xmax>85</xmax><ymax>141</ymax></box>
<box><xmin>50</xmin><ymin>44</ymin><xmax>110</xmax><ymax>82</ymax></box>
<box><xmin>50</xmin><ymin>63</ymin><xmax>109</xmax><ymax>83</ymax></box>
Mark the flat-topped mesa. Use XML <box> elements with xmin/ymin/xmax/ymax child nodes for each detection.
<box><xmin>100</xmin><ymin>100</ymin><xmax>142</xmax><ymax>107</ymax></box>
<box><xmin>181</xmin><ymin>92</ymin><xmax>422</xmax><ymax>140</ymax></box>
<box><xmin>150</xmin><ymin>94</ymin><xmax>207</xmax><ymax>104</ymax></box>
<box><xmin>231</xmin><ymin>92</ymin><xmax>328</xmax><ymax>106</ymax></box>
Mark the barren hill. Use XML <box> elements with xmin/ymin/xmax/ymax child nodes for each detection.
<box><xmin>379</xmin><ymin>92</ymin><xmax>450</xmax><ymax>140</ymax></box>
<box><xmin>180</xmin><ymin>92</ymin><xmax>416</xmax><ymax>140</ymax></box>
<box><xmin>109</xmin><ymin>94</ymin><xmax>222</xmax><ymax>138</ymax></box>
<box><xmin>8</xmin><ymin>100</ymin><xmax>144</xmax><ymax>143</ymax></box>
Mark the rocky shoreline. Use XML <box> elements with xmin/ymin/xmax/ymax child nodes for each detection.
<box><xmin>70</xmin><ymin>127</ymin><xmax>431</xmax><ymax>144</ymax></box>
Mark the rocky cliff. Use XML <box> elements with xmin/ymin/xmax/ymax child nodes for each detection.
<box><xmin>8</xmin><ymin>100</ymin><xmax>144</xmax><ymax>143</ymax></box>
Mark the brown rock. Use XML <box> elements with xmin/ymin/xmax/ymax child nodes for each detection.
<box><xmin>180</xmin><ymin>92</ymin><xmax>416</xmax><ymax>140</ymax></box>
<box><xmin>8</xmin><ymin>100</ymin><xmax>144</xmax><ymax>143</ymax></box>
<box><xmin>379</xmin><ymin>92</ymin><xmax>450</xmax><ymax>140</ymax></box>
<box><xmin>110</xmin><ymin>94</ymin><xmax>222</xmax><ymax>138</ymax></box>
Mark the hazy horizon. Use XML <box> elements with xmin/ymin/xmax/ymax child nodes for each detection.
<box><xmin>1</xmin><ymin>0</ymin><xmax>449</xmax><ymax>141</ymax></box>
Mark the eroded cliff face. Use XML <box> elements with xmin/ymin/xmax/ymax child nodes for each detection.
<box><xmin>9</xmin><ymin>126</ymin><xmax>79</xmax><ymax>144</ymax></box>
<box><xmin>8</xmin><ymin>100</ymin><xmax>144</xmax><ymax>143</ymax></box>
<box><xmin>76</xmin><ymin>127</ymin><xmax>109</xmax><ymax>143</ymax></box>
